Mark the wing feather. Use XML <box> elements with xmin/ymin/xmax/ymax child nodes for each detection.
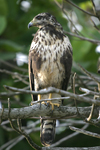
<box><xmin>60</xmin><ymin>44</ymin><xmax>72</xmax><ymax>91</ymax></box>
<box><xmin>29</xmin><ymin>52</ymin><xmax>37</xmax><ymax>101</ymax></box>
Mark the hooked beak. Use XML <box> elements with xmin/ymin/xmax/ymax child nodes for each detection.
<box><xmin>28</xmin><ymin>19</ymin><xmax>37</xmax><ymax>28</ymax></box>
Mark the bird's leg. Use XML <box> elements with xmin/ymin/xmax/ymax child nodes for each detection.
<box><xmin>30</xmin><ymin>94</ymin><xmax>42</xmax><ymax>106</ymax></box>
<box><xmin>39</xmin><ymin>94</ymin><xmax>47</xmax><ymax>105</ymax></box>
<box><xmin>47</xmin><ymin>93</ymin><xmax>60</xmax><ymax>110</ymax></box>
<box><xmin>38</xmin><ymin>94</ymin><xmax>41</xmax><ymax>101</ymax></box>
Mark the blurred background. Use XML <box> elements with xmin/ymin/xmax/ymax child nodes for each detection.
<box><xmin>0</xmin><ymin>0</ymin><xmax>100</xmax><ymax>149</ymax></box>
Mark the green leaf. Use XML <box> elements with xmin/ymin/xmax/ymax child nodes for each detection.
<box><xmin>0</xmin><ymin>16</ymin><xmax>7</xmax><ymax>35</ymax></box>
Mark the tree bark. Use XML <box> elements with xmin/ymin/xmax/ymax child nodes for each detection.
<box><xmin>0</xmin><ymin>104</ymin><xmax>99</xmax><ymax>120</ymax></box>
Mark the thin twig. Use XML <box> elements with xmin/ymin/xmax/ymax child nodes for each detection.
<box><xmin>1</xmin><ymin>125</ymin><xmax>14</xmax><ymax>131</ymax></box>
<box><xmin>78</xmin><ymin>64</ymin><xmax>100</xmax><ymax>84</ymax></box>
<box><xmin>0</xmin><ymin>59</ymin><xmax>27</xmax><ymax>72</ymax></box>
<box><xmin>0</xmin><ymin>136</ymin><xmax>19</xmax><ymax>150</ymax></box>
<box><xmin>31</xmin><ymin>96</ymin><xmax>70</xmax><ymax>105</ymax></box>
<box><xmin>79</xmin><ymin>87</ymin><xmax>100</xmax><ymax>97</ymax></box>
<box><xmin>54</xmin><ymin>0</ymin><xmax>83</xmax><ymax>36</ymax></box>
<box><xmin>69</xmin><ymin>126</ymin><xmax>100</xmax><ymax>139</ymax></box>
<box><xmin>0</xmin><ymin>91</ymin><xmax>21</xmax><ymax>97</ymax></box>
<box><xmin>64</xmin><ymin>31</ymin><xmax>100</xmax><ymax>44</ymax></box>
<box><xmin>0</xmin><ymin>69</ymin><xmax>28</xmax><ymax>78</ymax></box>
<box><xmin>4</xmin><ymin>85</ymin><xmax>100</xmax><ymax>106</ymax></box>
<box><xmin>1</xmin><ymin>121</ymin><xmax>40</xmax><ymax>150</ymax></box>
<box><xmin>50</xmin><ymin>124</ymin><xmax>89</xmax><ymax>147</ymax></box>
<box><xmin>66</xmin><ymin>0</ymin><xmax>96</xmax><ymax>17</ymax></box>
<box><xmin>91</xmin><ymin>0</ymin><xmax>100</xmax><ymax>20</ymax></box>
<box><xmin>90</xmin><ymin>18</ymin><xmax>100</xmax><ymax>33</ymax></box>
<box><xmin>0</xmin><ymin>69</ymin><xmax>29</xmax><ymax>85</ymax></box>
<box><xmin>7</xmin><ymin>99</ymin><xmax>42</xmax><ymax>150</ymax></box>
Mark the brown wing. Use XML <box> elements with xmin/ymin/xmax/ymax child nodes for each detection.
<box><xmin>60</xmin><ymin>45</ymin><xmax>72</xmax><ymax>91</ymax></box>
<box><xmin>28</xmin><ymin>51</ymin><xmax>37</xmax><ymax>101</ymax></box>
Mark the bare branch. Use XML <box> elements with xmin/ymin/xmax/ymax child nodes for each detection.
<box><xmin>0</xmin><ymin>69</ymin><xmax>29</xmax><ymax>85</ymax></box>
<box><xmin>0</xmin><ymin>59</ymin><xmax>27</xmax><ymax>72</ymax></box>
<box><xmin>91</xmin><ymin>0</ymin><xmax>100</xmax><ymax>20</ymax></box>
<box><xmin>90</xmin><ymin>17</ymin><xmax>100</xmax><ymax>33</ymax></box>
<box><xmin>50</xmin><ymin>124</ymin><xmax>89</xmax><ymax>147</ymax></box>
<box><xmin>69</xmin><ymin>126</ymin><xmax>100</xmax><ymax>139</ymax></box>
<box><xmin>54</xmin><ymin>0</ymin><xmax>83</xmax><ymax>36</ymax></box>
<box><xmin>0</xmin><ymin>103</ymin><xmax>100</xmax><ymax>120</ymax></box>
<box><xmin>78</xmin><ymin>64</ymin><xmax>100</xmax><ymax>84</ymax></box>
<box><xmin>43</xmin><ymin>147</ymin><xmax>100</xmax><ymax>150</ymax></box>
<box><xmin>54</xmin><ymin>0</ymin><xmax>100</xmax><ymax>44</ymax></box>
<box><xmin>79</xmin><ymin>87</ymin><xmax>100</xmax><ymax>96</ymax></box>
<box><xmin>0</xmin><ymin>120</ymin><xmax>40</xmax><ymax>150</ymax></box>
<box><xmin>0</xmin><ymin>92</ymin><xmax>21</xmax><ymax>97</ymax></box>
<box><xmin>0</xmin><ymin>69</ymin><xmax>28</xmax><ymax>78</ymax></box>
<box><xmin>64</xmin><ymin>31</ymin><xmax>100</xmax><ymax>44</ymax></box>
<box><xmin>4</xmin><ymin>86</ymin><xmax>100</xmax><ymax>106</ymax></box>
<box><xmin>66</xmin><ymin>0</ymin><xmax>96</xmax><ymax>17</ymax></box>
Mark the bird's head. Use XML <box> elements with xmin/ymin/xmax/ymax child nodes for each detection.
<box><xmin>28</xmin><ymin>12</ymin><xmax>63</xmax><ymax>31</ymax></box>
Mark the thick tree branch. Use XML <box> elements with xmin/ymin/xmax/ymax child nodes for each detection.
<box><xmin>43</xmin><ymin>146</ymin><xmax>100</xmax><ymax>150</ymax></box>
<box><xmin>0</xmin><ymin>104</ymin><xmax>99</xmax><ymax>120</ymax></box>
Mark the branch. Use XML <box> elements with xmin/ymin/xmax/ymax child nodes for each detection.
<box><xmin>66</xmin><ymin>0</ymin><xmax>96</xmax><ymax>17</ymax></box>
<box><xmin>54</xmin><ymin>0</ymin><xmax>83</xmax><ymax>36</ymax></box>
<box><xmin>0</xmin><ymin>59</ymin><xmax>27</xmax><ymax>72</ymax></box>
<box><xmin>79</xmin><ymin>87</ymin><xmax>100</xmax><ymax>96</ymax></box>
<box><xmin>91</xmin><ymin>0</ymin><xmax>100</xmax><ymax>20</ymax></box>
<box><xmin>0</xmin><ymin>103</ymin><xmax>100</xmax><ymax>120</ymax></box>
<box><xmin>0</xmin><ymin>92</ymin><xmax>21</xmax><ymax>97</ymax></box>
<box><xmin>64</xmin><ymin>31</ymin><xmax>100</xmax><ymax>44</ymax></box>
<box><xmin>43</xmin><ymin>146</ymin><xmax>100</xmax><ymax>150</ymax></box>
<box><xmin>70</xmin><ymin>126</ymin><xmax>100</xmax><ymax>139</ymax></box>
<box><xmin>54</xmin><ymin>0</ymin><xmax>100</xmax><ymax>44</ymax></box>
<box><xmin>0</xmin><ymin>120</ymin><xmax>40</xmax><ymax>150</ymax></box>
<box><xmin>0</xmin><ymin>69</ymin><xmax>28</xmax><ymax>78</ymax></box>
<box><xmin>0</xmin><ymin>69</ymin><xmax>29</xmax><ymax>85</ymax></box>
<box><xmin>4</xmin><ymin>86</ymin><xmax>100</xmax><ymax>106</ymax></box>
<box><xmin>78</xmin><ymin>64</ymin><xmax>100</xmax><ymax>84</ymax></box>
<box><xmin>50</xmin><ymin>124</ymin><xmax>89</xmax><ymax>147</ymax></box>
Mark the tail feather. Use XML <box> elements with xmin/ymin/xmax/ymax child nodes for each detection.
<box><xmin>40</xmin><ymin>119</ymin><xmax>56</xmax><ymax>146</ymax></box>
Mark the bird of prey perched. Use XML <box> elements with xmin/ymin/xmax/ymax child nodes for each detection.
<box><xmin>28</xmin><ymin>12</ymin><xmax>72</xmax><ymax>146</ymax></box>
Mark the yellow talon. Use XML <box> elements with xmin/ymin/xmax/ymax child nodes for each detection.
<box><xmin>47</xmin><ymin>101</ymin><xmax>60</xmax><ymax>110</ymax></box>
<box><xmin>41</xmin><ymin>101</ymin><xmax>46</xmax><ymax>105</ymax></box>
<box><xmin>37</xmin><ymin>93</ymin><xmax>60</xmax><ymax>110</ymax></box>
<box><xmin>48</xmin><ymin>93</ymin><xmax>60</xmax><ymax>110</ymax></box>
<box><xmin>30</xmin><ymin>102</ymin><xmax>33</xmax><ymax>105</ymax></box>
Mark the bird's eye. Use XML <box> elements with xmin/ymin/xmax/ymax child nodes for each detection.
<box><xmin>36</xmin><ymin>16</ymin><xmax>41</xmax><ymax>20</ymax></box>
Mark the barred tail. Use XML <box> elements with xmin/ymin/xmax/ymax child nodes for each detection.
<box><xmin>40</xmin><ymin>119</ymin><xmax>56</xmax><ymax>146</ymax></box>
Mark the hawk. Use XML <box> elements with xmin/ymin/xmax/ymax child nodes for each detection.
<box><xmin>28</xmin><ymin>12</ymin><xmax>72</xmax><ymax>146</ymax></box>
